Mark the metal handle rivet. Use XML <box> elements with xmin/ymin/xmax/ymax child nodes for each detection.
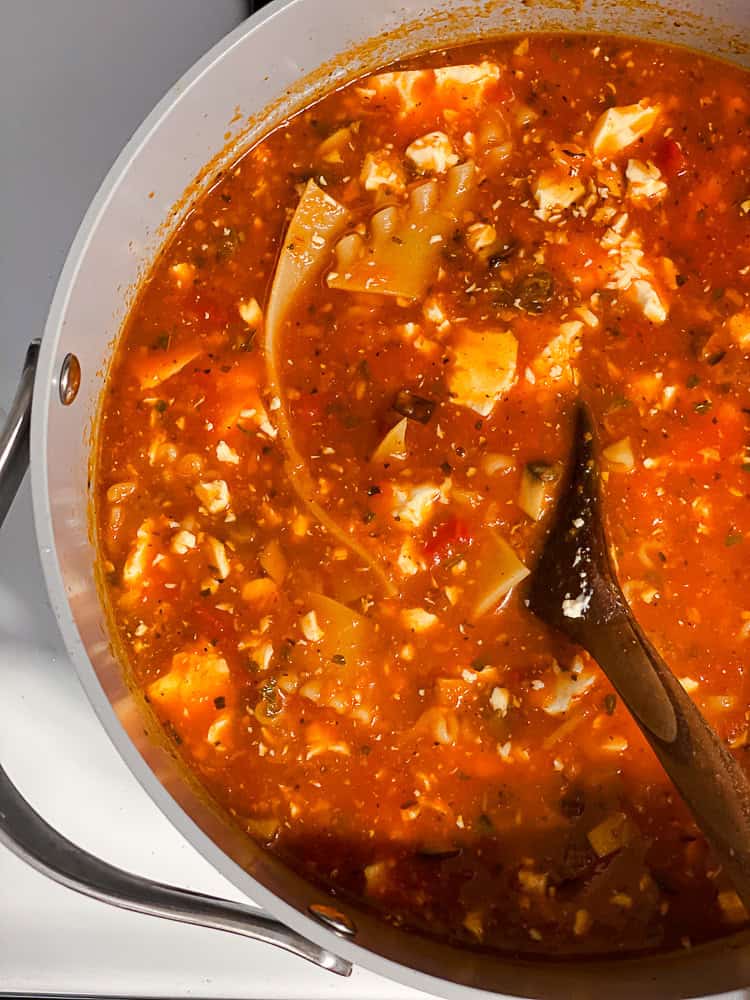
<box><xmin>59</xmin><ymin>353</ymin><xmax>81</xmax><ymax>406</ymax></box>
<box><xmin>308</xmin><ymin>903</ymin><xmax>357</xmax><ymax>936</ymax></box>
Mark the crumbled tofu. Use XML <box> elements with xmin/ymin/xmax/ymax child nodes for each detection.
<box><xmin>631</xmin><ymin>278</ymin><xmax>668</xmax><ymax>323</ymax></box>
<box><xmin>532</xmin><ymin>171</ymin><xmax>586</xmax><ymax>221</ymax></box>
<box><xmin>207</xmin><ymin>712</ymin><xmax>232</xmax><ymax>750</ymax></box>
<box><xmin>590</xmin><ymin>101</ymin><xmax>660</xmax><ymax>157</ymax></box>
<box><xmin>204</xmin><ymin>536</ymin><xmax>230</xmax><ymax>580</ymax></box>
<box><xmin>606</xmin><ymin>228</ymin><xmax>670</xmax><ymax>323</ymax></box>
<box><xmin>216</xmin><ymin>440</ymin><xmax>240</xmax><ymax>464</ymax></box>
<box><xmin>391</xmin><ymin>482</ymin><xmax>446</xmax><ymax>528</ymax></box>
<box><xmin>300</xmin><ymin>610</ymin><xmax>324</xmax><ymax>642</ymax></box>
<box><xmin>532</xmin><ymin>321</ymin><xmax>583</xmax><ymax>383</ymax></box>
<box><xmin>465</xmin><ymin>222</ymin><xmax>497</xmax><ymax>255</ymax></box>
<box><xmin>123</xmin><ymin>519</ymin><xmax>158</xmax><ymax>585</ymax></box>
<box><xmin>448</xmin><ymin>328</ymin><xmax>518</xmax><ymax>416</ymax></box>
<box><xmin>433</xmin><ymin>62</ymin><xmax>500</xmax><ymax>92</ymax></box>
<box><xmin>727</xmin><ymin>311</ymin><xmax>750</xmax><ymax>351</ymax></box>
<box><xmin>401</xmin><ymin>607</ymin><xmax>439</xmax><ymax>632</ymax></box>
<box><xmin>148</xmin><ymin>648</ymin><xmax>230</xmax><ymax>705</ymax></box>
<box><xmin>405</xmin><ymin>131</ymin><xmax>459</xmax><ymax>174</ymax></box>
<box><xmin>543</xmin><ymin>659</ymin><xmax>596</xmax><ymax>715</ymax></box>
<box><xmin>397</xmin><ymin>538</ymin><xmax>427</xmax><ymax>576</ymax></box>
<box><xmin>238</xmin><ymin>297</ymin><xmax>263</xmax><ymax>329</ymax></box>
<box><xmin>423</xmin><ymin>295</ymin><xmax>451</xmax><ymax>332</ymax></box>
<box><xmin>364</xmin><ymin>63</ymin><xmax>500</xmax><ymax>116</ymax></box>
<box><xmin>170</xmin><ymin>529</ymin><xmax>197</xmax><ymax>555</ymax></box>
<box><xmin>626</xmin><ymin>158</ymin><xmax>667</xmax><ymax>203</ymax></box>
<box><xmin>360</xmin><ymin>150</ymin><xmax>406</xmax><ymax>193</ymax></box>
<box><xmin>194</xmin><ymin>479</ymin><xmax>230</xmax><ymax>514</ymax></box>
<box><xmin>562</xmin><ymin>592</ymin><xmax>592</xmax><ymax>619</ymax></box>
<box><xmin>490</xmin><ymin>686</ymin><xmax>510</xmax><ymax>716</ymax></box>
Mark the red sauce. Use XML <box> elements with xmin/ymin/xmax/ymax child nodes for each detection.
<box><xmin>96</xmin><ymin>34</ymin><xmax>750</xmax><ymax>957</ymax></box>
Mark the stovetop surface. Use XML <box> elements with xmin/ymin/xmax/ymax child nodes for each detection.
<box><xmin>0</xmin><ymin>3</ymin><xmax>744</xmax><ymax>998</ymax></box>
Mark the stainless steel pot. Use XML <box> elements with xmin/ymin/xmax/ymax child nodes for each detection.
<box><xmin>1</xmin><ymin>1</ymin><xmax>749</xmax><ymax>996</ymax></box>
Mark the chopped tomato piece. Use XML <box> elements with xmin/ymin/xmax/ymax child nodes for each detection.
<box><xmin>653</xmin><ymin>137</ymin><xmax>687</xmax><ymax>178</ymax></box>
<box><xmin>423</xmin><ymin>516</ymin><xmax>472</xmax><ymax>567</ymax></box>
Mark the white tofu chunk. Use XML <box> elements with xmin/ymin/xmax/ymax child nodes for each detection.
<box><xmin>391</xmin><ymin>483</ymin><xmax>445</xmax><ymax>529</ymax></box>
<box><xmin>216</xmin><ymin>440</ymin><xmax>240</xmax><ymax>464</ymax></box>
<box><xmin>532</xmin><ymin>321</ymin><xmax>583</xmax><ymax>383</ymax></box>
<box><xmin>397</xmin><ymin>538</ymin><xmax>427</xmax><ymax>577</ymax></box>
<box><xmin>626</xmin><ymin>159</ymin><xmax>667</xmax><ymax>204</ymax></box>
<box><xmin>194</xmin><ymin>479</ymin><xmax>230</xmax><ymax>514</ymax></box>
<box><xmin>448</xmin><ymin>328</ymin><xmax>518</xmax><ymax>416</ymax></box>
<box><xmin>405</xmin><ymin>131</ymin><xmax>459</xmax><ymax>174</ymax></box>
<box><xmin>590</xmin><ymin>102</ymin><xmax>660</xmax><ymax>157</ymax></box>
<box><xmin>123</xmin><ymin>518</ymin><xmax>158</xmax><ymax>585</ymax></box>
<box><xmin>490</xmin><ymin>686</ymin><xmax>510</xmax><ymax>716</ymax></box>
<box><xmin>148</xmin><ymin>649</ymin><xmax>230</xmax><ymax>705</ymax></box>
<box><xmin>532</xmin><ymin>171</ymin><xmax>586</xmax><ymax>221</ymax></box>
<box><xmin>204</xmin><ymin>536</ymin><xmax>230</xmax><ymax>581</ymax></box>
<box><xmin>401</xmin><ymin>607</ymin><xmax>439</xmax><ymax>632</ymax></box>
<box><xmin>543</xmin><ymin>659</ymin><xmax>596</xmax><ymax>716</ymax></box>
<box><xmin>629</xmin><ymin>278</ymin><xmax>668</xmax><ymax>324</ymax></box>
<box><xmin>363</xmin><ymin>63</ymin><xmax>501</xmax><ymax>115</ymax></box>
<box><xmin>170</xmin><ymin>529</ymin><xmax>197</xmax><ymax>556</ymax></box>
<box><xmin>360</xmin><ymin>150</ymin><xmax>406</xmax><ymax>193</ymax></box>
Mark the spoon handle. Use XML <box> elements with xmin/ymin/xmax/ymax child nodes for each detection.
<box><xmin>585</xmin><ymin>613</ymin><xmax>750</xmax><ymax>909</ymax></box>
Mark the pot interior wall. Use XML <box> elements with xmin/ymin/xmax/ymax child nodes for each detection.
<box><xmin>34</xmin><ymin>1</ymin><xmax>750</xmax><ymax>997</ymax></box>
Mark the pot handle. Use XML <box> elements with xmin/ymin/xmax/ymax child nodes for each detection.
<box><xmin>0</xmin><ymin>345</ymin><xmax>351</xmax><ymax>977</ymax></box>
<box><xmin>0</xmin><ymin>340</ymin><xmax>39</xmax><ymax>529</ymax></box>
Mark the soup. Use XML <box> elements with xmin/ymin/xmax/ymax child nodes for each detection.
<box><xmin>95</xmin><ymin>33</ymin><xmax>750</xmax><ymax>957</ymax></box>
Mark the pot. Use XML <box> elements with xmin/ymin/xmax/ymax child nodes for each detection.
<box><xmin>1</xmin><ymin>2</ymin><xmax>749</xmax><ymax>997</ymax></box>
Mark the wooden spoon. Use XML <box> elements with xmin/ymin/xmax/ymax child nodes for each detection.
<box><xmin>527</xmin><ymin>401</ymin><xmax>750</xmax><ymax>910</ymax></box>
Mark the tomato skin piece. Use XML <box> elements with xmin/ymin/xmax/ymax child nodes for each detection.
<box><xmin>653</xmin><ymin>137</ymin><xmax>687</xmax><ymax>178</ymax></box>
<box><xmin>423</xmin><ymin>516</ymin><xmax>472</xmax><ymax>567</ymax></box>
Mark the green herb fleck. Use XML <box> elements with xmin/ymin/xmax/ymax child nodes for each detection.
<box><xmin>686</xmin><ymin>374</ymin><xmax>700</xmax><ymax>389</ymax></box>
<box><xmin>152</xmin><ymin>332</ymin><xmax>171</xmax><ymax>352</ymax></box>
<box><xmin>726</xmin><ymin>532</ymin><xmax>744</xmax><ymax>547</ymax></box>
<box><xmin>694</xmin><ymin>399</ymin><xmax>712</xmax><ymax>414</ymax></box>
<box><xmin>213</xmin><ymin>695</ymin><xmax>226</xmax><ymax>710</ymax></box>
<box><xmin>604</xmin><ymin>693</ymin><xmax>617</xmax><ymax>715</ymax></box>
<box><xmin>331</xmin><ymin>653</ymin><xmax>346</xmax><ymax>665</ymax></box>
